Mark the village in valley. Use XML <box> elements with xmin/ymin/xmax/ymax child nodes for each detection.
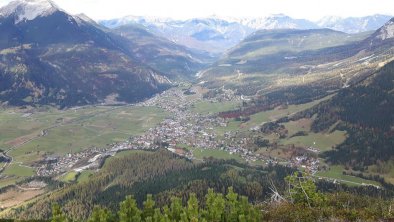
<box><xmin>34</xmin><ymin>86</ymin><xmax>321</xmax><ymax>178</ymax></box>
<box><xmin>0</xmin><ymin>83</ymin><xmax>381</xmax><ymax>211</ymax></box>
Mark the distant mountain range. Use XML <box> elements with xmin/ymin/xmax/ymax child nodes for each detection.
<box><xmin>198</xmin><ymin>17</ymin><xmax>394</xmax><ymax>97</ymax></box>
<box><xmin>101</xmin><ymin>16</ymin><xmax>254</xmax><ymax>54</ymax></box>
<box><xmin>0</xmin><ymin>0</ymin><xmax>211</xmax><ymax>107</ymax></box>
<box><xmin>0</xmin><ymin>0</ymin><xmax>392</xmax><ymax>107</ymax></box>
<box><xmin>100</xmin><ymin>14</ymin><xmax>393</xmax><ymax>53</ymax></box>
<box><xmin>317</xmin><ymin>14</ymin><xmax>393</xmax><ymax>33</ymax></box>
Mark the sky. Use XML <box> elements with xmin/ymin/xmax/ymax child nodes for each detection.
<box><xmin>0</xmin><ymin>0</ymin><xmax>393</xmax><ymax>21</ymax></box>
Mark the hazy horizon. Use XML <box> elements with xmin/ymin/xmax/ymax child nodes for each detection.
<box><xmin>0</xmin><ymin>0</ymin><xmax>393</xmax><ymax>21</ymax></box>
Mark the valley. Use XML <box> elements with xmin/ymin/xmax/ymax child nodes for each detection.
<box><xmin>0</xmin><ymin>81</ymin><xmax>384</xmax><ymax>211</ymax></box>
<box><xmin>0</xmin><ymin>0</ymin><xmax>393</xmax><ymax>221</ymax></box>
<box><xmin>0</xmin><ymin>105</ymin><xmax>168</xmax><ymax>185</ymax></box>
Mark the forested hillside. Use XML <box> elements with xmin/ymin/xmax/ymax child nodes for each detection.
<box><xmin>4</xmin><ymin>150</ymin><xmax>291</xmax><ymax>220</ymax></box>
<box><xmin>6</xmin><ymin>172</ymin><xmax>394</xmax><ymax>222</ymax></box>
<box><xmin>4</xmin><ymin>149</ymin><xmax>394</xmax><ymax>222</ymax></box>
<box><xmin>284</xmin><ymin>60</ymin><xmax>394</xmax><ymax>177</ymax></box>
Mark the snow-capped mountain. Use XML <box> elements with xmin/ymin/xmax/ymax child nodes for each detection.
<box><xmin>100</xmin><ymin>14</ymin><xmax>320</xmax><ymax>53</ymax></box>
<box><xmin>100</xmin><ymin>14</ymin><xmax>392</xmax><ymax>53</ymax></box>
<box><xmin>0</xmin><ymin>0</ymin><xmax>174</xmax><ymax>107</ymax></box>
<box><xmin>225</xmin><ymin>14</ymin><xmax>318</xmax><ymax>30</ymax></box>
<box><xmin>100</xmin><ymin>15</ymin><xmax>173</xmax><ymax>29</ymax></box>
<box><xmin>317</xmin><ymin>14</ymin><xmax>393</xmax><ymax>33</ymax></box>
<box><xmin>0</xmin><ymin>0</ymin><xmax>61</xmax><ymax>23</ymax></box>
<box><xmin>101</xmin><ymin>16</ymin><xmax>253</xmax><ymax>53</ymax></box>
<box><xmin>372</xmin><ymin>17</ymin><xmax>394</xmax><ymax>41</ymax></box>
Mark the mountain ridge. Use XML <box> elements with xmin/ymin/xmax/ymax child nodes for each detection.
<box><xmin>0</xmin><ymin>0</ymin><xmax>173</xmax><ymax>107</ymax></box>
<box><xmin>100</xmin><ymin>14</ymin><xmax>392</xmax><ymax>53</ymax></box>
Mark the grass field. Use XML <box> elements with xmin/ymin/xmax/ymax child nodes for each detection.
<box><xmin>3</xmin><ymin>164</ymin><xmax>35</xmax><ymax>177</ymax></box>
<box><xmin>316</xmin><ymin>165</ymin><xmax>381</xmax><ymax>187</ymax></box>
<box><xmin>1</xmin><ymin>163</ymin><xmax>36</xmax><ymax>188</ymax></box>
<box><xmin>3</xmin><ymin>106</ymin><xmax>168</xmax><ymax>165</ymax></box>
<box><xmin>213</xmin><ymin>95</ymin><xmax>333</xmax><ymax>135</ymax></box>
<box><xmin>281</xmin><ymin>131</ymin><xmax>347</xmax><ymax>152</ymax></box>
<box><xmin>0</xmin><ymin>105</ymin><xmax>168</xmax><ymax>184</ymax></box>
<box><xmin>0</xmin><ymin>177</ymin><xmax>20</xmax><ymax>188</ymax></box>
<box><xmin>191</xmin><ymin>148</ymin><xmax>245</xmax><ymax>163</ymax></box>
<box><xmin>59</xmin><ymin>171</ymin><xmax>79</xmax><ymax>183</ymax></box>
<box><xmin>77</xmin><ymin>170</ymin><xmax>94</xmax><ymax>183</ymax></box>
<box><xmin>282</xmin><ymin>118</ymin><xmax>314</xmax><ymax>135</ymax></box>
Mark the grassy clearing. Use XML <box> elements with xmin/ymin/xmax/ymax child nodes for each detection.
<box><xmin>113</xmin><ymin>150</ymin><xmax>151</xmax><ymax>158</ymax></box>
<box><xmin>0</xmin><ymin>187</ymin><xmax>44</xmax><ymax>209</ymax></box>
<box><xmin>77</xmin><ymin>170</ymin><xmax>94</xmax><ymax>183</ymax></box>
<box><xmin>60</xmin><ymin>171</ymin><xmax>78</xmax><ymax>183</ymax></box>
<box><xmin>364</xmin><ymin>161</ymin><xmax>394</xmax><ymax>184</ymax></box>
<box><xmin>316</xmin><ymin>165</ymin><xmax>380</xmax><ymax>187</ymax></box>
<box><xmin>3</xmin><ymin>164</ymin><xmax>35</xmax><ymax>177</ymax></box>
<box><xmin>278</xmin><ymin>117</ymin><xmax>347</xmax><ymax>151</ymax></box>
<box><xmin>282</xmin><ymin>118</ymin><xmax>314</xmax><ymax>135</ymax></box>
<box><xmin>192</xmin><ymin>101</ymin><xmax>240</xmax><ymax>115</ymax></box>
<box><xmin>249</xmin><ymin>97</ymin><xmax>331</xmax><ymax>125</ymax></box>
<box><xmin>191</xmin><ymin>148</ymin><xmax>244</xmax><ymax>163</ymax></box>
<box><xmin>5</xmin><ymin>106</ymin><xmax>167</xmax><ymax>165</ymax></box>
<box><xmin>0</xmin><ymin>177</ymin><xmax>20</xmax><ymax>189</ymax></box>
<box><xmin>213</xmin><ymin>95</ymin><xmax>333</xmax><ymax>135</ymax></box>
<box><xmin>281</xmin><ymin>131</ymin><xmax>347</xmax><ymax>152</ymax></box>
<box><xmin>102</xmin><ymin>150</ymin><xmax>152</xmax><ymax>168</ymax></box>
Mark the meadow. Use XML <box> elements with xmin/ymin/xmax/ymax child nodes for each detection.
<box><xmin>213</xmin><ymin>94</ymin><xmax>333</xmax><ymax>135</ymax></box>
<box><xmin>0</xmin><ymin>105</ymin><xmax>168</xmax><ymax>184</ymax></box>
<box><xmin>191</xmin><ymin>147</ymin><xmax>245</xmax><ymax>163</ymax></box>
<box><xmin>316</xmin><ymin>165</ymin><xmax>381</xmax><ymax>187</ymax></box>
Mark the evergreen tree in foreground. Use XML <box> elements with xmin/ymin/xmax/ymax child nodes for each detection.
<box><xmin>51</xmin><ymin>187</ymin><xmax>260</xmax><ymax>222</ymax></box>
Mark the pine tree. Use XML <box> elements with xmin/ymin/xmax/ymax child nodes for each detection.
<box><xmin>51</xmin><ymin>203</ymin><xmax>67</xmax><ymax>222</ymax></box>
<box><xmin>204</xmin><ymin>189</ymin><xmax>225</xmax><ymax>222</ymax></box>
<box><xmin>186</xmin><ymin>193</ymin><xmax>199</xmax><ymax>221</ymax></box>
<box><xmin>88</xmin><ymin>206</ymin><xmax>114</xmax><ymax>222</ymax></box>
<box><xmin>142</xmin><ymin>194</ymin><xmax>156</xmax><ymax>220</ymax></box>
<box><xmin>118</xmin><ymin>196</ymin><xmax>142</xmax><ymax>222</ymax></box>
<box><xmin>169</xmin><ymin>197</ymin><xmax>183</xmax><ymax>221</ymax></box>
<box><xmin>225</xmin><ymin>187</ymin><xmax>239</xmax><ymax>222</ymax></box>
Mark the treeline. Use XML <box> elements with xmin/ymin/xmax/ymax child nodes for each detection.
<box><xmin>218</xmin><ymin>103</ymin><xmax>279</xmax><ymax>119</ymax></box>
<box><xmin>6</xmin><ymin>150</ymin><xmax>294</xmax><ymax>221</ymax></box>
<box><xmin>51</xmin><ymin>187</ymin><xmax>261</xmax><ymax>222</ymax></box>
<box><xmin>280</xmin><ymin>61</ymin><xmax>394</xmax><ymax>171</ymax></box>
<box><xmin>321</xmin><ymin>61</ymin><xmax>394</xmax><ymax>169</ymax></box>
<box><xmin>218</xmin><ymin>83</ymin><xmax>335</xmax><ymax>119</ymax></box>
<box><xmin>323</xmin><ymin>125</ymin><xmax>394</xmax><ymax>170</ymax></box>
<box><xmin>6</xmin><ymin>149</ymin><xmax>394</xmax><ymax>221</ymax></box>
<box><xmin>38</xmin><ymin>174</ymin><xmax>394</xmax><ymax>221</ymax></box>
<box><xmin>8</xmin><ymin>150</ymin><xmax>195</xmax><ymax>220</ymax></box>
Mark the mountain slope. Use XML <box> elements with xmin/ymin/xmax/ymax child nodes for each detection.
<box><xmin>0</xmin><ymin>0</ymin><xmax>171</xmax><ymax>107</ymax></box>
<box><xmin>109</xmin><ymin>24</ymin><xmax>213</xmax><ymax>79</ymax></box>
<box><xmin>286</xmin><ymin>60</ymin><xmax>394</xmax><ymax>176</ymax></box>
<box><xmin>100</xmin><ymin>14</ymin><xmax>392</xmax><ymax>54</ymax></box>
<box><xmin>199</xmin><ymin>18</ymin><xmax>394</xmax><ymax>97</ymax></box>
<box><xmin>225</xmin><ymin>29</ymin><xmax>365</xmax><ymax>60</ymax></box>
<box><xmin>101</xmin><ymin>16</ymin><xmax>254</xmax><ymax>54</ymax></box>
<box><xmin>100</xmin><ymin>15</ymin><xmax>319</xmax><ymax>54</ymax></box>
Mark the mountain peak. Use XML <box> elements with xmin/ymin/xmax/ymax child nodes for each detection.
<box><xmin>375</xmin><ymin>17</ymin><xmax>394</xmax><ymax>40</ymax></box>
<box><xmin>0</xmin><ymin>0</ymin><xmax>61</xmax><ymax>23</ymax></box>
